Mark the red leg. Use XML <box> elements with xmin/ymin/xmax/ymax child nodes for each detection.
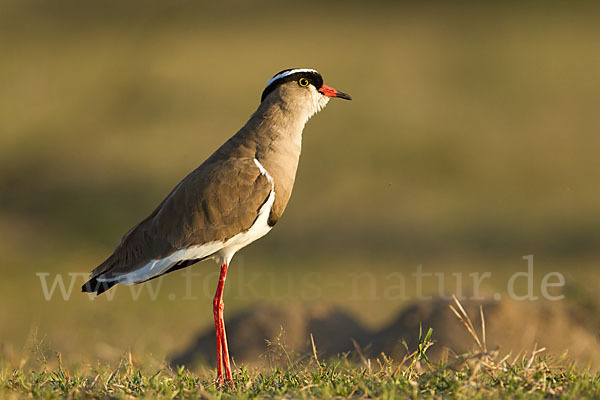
<box><xmin>213</xmin><ymin>263</ymin><xmax>234</xmax><ymax>386</ymax></box>
<box><xmin>213</xmin><ymin>289</ymin><xmax>224</xmax><ymax>384</ymax></box>
<box><xmin>220</xmin><ymin>315</ymin><xmax>233</xmax><ymax>382</ymax></box>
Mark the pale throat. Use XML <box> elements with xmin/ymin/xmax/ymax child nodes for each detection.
<box><xmin>306</xmin><ymin>90</ymin><xmax>330</xmax><ymax>122</ymax></box>
<box><xmin>292</xmin><ymin>92</ymin><xmax>329</xmax><ymax>148</ymax></box>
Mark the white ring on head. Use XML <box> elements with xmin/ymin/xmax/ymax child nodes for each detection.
<box><xmin>266</xmin><ymin>68</ymin><xmax>319</xmax><ymax>87</ymax></box>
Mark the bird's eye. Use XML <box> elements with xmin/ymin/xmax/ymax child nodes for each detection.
<box><xmin>298</xmin><ymin>78</ymin><xmax>309</xmax><ymax>87</ymax></box>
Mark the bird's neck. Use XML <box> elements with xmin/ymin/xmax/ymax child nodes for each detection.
<box><xmin>206</xmin><ymin>99</ymin><xmax>316</xmax><ymax>224</ymax></box>
<box><xmin>239</xmin><ymin>99</ymin><xmax>310</xmax><ymax>164</ymax></box>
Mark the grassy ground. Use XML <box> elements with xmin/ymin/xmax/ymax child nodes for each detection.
<box><xmin>4</xmin><ymin>353</ymin><xmax>600</xmax><ymax>399</ymax></box>
<box><xmin>3</xmin><ymin>301</ymin><xmax>600</xmax><ymax>399</ymax></box>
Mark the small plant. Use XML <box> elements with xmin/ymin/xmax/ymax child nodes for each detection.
<box><xmin>400</xmin><ymin>324</ymin><xmax>434</xmax><ymax>381</ymax></box>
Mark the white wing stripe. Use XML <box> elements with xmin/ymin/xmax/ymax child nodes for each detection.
<box><xmin>96</xmin><ymin>242</ymin><xmax>226</xmax><ymax>285</ymax></box>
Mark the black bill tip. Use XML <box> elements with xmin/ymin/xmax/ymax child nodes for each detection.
<box><xmin>335</xmin><ymin>90</ymin><xmax>352</xmax><ymax>100</ymax></box>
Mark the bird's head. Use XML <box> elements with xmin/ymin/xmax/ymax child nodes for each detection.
<box><xmin>261</xmin><ymin>68</ymin><xmax>351</xmax><ymax>120</ymax></box>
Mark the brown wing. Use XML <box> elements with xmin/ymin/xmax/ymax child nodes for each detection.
<box><xmin>88</xmin><ymin>157</ymin><xmax>272</xmax><ymax>279</ymax></box>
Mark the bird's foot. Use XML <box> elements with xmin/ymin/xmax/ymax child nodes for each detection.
<box><xmin>215</xmin><ymin>376</ymin><xmax>236</xmax><ymax>391</ymax></box>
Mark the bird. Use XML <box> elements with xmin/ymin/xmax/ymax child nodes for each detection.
<box><xmin>82</xmin><ymin>68</ymin><xmax>351</xmax><ymax>385</ymax></box>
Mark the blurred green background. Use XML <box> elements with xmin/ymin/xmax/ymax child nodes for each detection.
<box><xmin>1</xmin><ymin>0</ymin><xmax>599</xmax><ymax>367</ymax></box>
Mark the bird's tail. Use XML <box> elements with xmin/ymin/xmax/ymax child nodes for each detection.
<box><xmin>81</xmin><ymin>255</ymin><xmax>119</xmax><ymax>295</ymax></box>
<box><xmin>81</xmin><ymin>275</ymin><xmax>118</xmax><ymax>295</ymax></box>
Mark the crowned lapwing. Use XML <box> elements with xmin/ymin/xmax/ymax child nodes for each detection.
<box><xmin>82</xmin><ymin>68</ymin><xmax>351</xmax><ymax>384</ymax></box>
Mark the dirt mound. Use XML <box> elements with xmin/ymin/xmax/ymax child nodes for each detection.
<box><xmin>171</xmin><ymin>303</ymin><xmax>370</xmax><ymax>368</ymax></box>
<box><xmin>172</xmin><ymin>298</ymin><xmax>600</xmax><ymax>368</ymax></box>
<box><xmin>376</xmin><ymin>298</ymin><xmax>600</xmax><ymax>362</ymax></box>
